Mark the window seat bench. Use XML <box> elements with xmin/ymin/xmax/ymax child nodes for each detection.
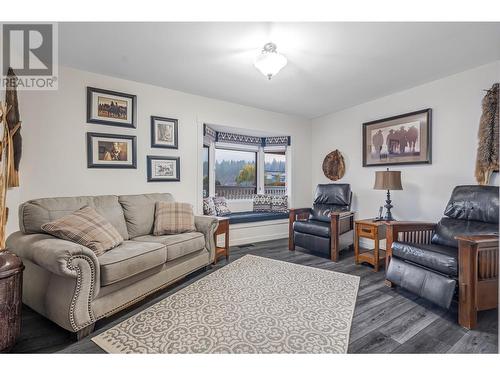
<box><xmin>224</xmin><ymin>211</ymin><xmax>289</xmax><ymax>225</ymax></box>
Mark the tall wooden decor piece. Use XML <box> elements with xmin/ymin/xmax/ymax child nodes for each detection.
<box><xmin>0</xmin><ymin>68</ymin><xmax>24</xmax><ymax>352</ymax></box>
<box><xmin>475</xmin><ymin>83</ymin><xmax>499</xmax><ymax>185</ymax></box>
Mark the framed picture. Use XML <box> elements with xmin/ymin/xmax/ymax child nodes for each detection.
<box><xmin>362</xmin><ymin>108</ymin><xmax>432</xmax><ymax>167</ymax></box>
<box><xmin>147</xmin><ymin>156</ymin><xmax>180</xmax><ymax>182</ymax></box>
<box><xmin>151</xmin><ymin>116</ymin><xmax>178</xmax><ymax>149</ymax></box>
<box><xmin>87</xmin><ymin>87</ymin><xmax>137</xmax><ymax>128</ymax></box>
<box><xmin>87</xmin><ymin>132</ymin><xmax>137</xmax><ymax>169</ymax></box>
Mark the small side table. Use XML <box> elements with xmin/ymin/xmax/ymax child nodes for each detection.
<box><xmin>0</xmin><ymin>251</ymin><xmax>24</xmax><ymax>352</ymax></box>
<box><xmin>213</xmin><ymin>217</ymin><xmax>229</xmax><ymax>264</ymax></box>
<box><xmin>354</xmin><ymin>219</ymin><xmax>390</xmax><ymax>272</ymax></box>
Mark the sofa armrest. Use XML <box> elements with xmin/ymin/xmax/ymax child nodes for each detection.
<box><xmin>194</xmin><ymin>215</ymin><xmax>219</xmax><ymax>261</ymax></box>
<box><xmin>6</xmin><ymin>231</ymin><xmax>100</xmax><ymax>297</ymax></box>
<box><xmin>6</xmin><ymin>231</ymin><xmax>100</xmax><ymax>332</ymax></box>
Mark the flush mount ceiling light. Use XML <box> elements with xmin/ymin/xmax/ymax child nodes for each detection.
<box><xmin>254</xmin><ymin>42</ymin><xmax>287</xmax><ymax>80</ymax></box>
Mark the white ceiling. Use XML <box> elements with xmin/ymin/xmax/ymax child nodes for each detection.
<box><xmin>59</xmin><ymin>22</ymin><xmax>500</xmax><ymax>119</ymax></box>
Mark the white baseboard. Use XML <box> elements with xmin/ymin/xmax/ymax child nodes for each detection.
<box><xmin>216</xmin><ymin>219</ymin><xmax>289</xmax><ymax>247</ymax></box>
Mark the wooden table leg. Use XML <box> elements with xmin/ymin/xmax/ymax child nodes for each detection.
<box><xmin>354</xmin><ymin>223</ymin><xmax>359</xmax><ymax>265</ymax></box>
<box><xmin>374</xmin><ymin>232</ymin><xmax>380</xmax><ymax>272</ymax></box>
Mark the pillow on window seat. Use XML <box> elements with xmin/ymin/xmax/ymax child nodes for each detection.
<box><xmin>253</xmin><ymin>194</ymin><xmax>272</xmax><ymax>212</ymax></box>
<box><xmin>203</xmin><ymin>197</ymin><xmax>217</xmax><ymax>216</ymax></box>
<box><xmin>271</xmin><ymin>195</ymin><xmax>288</xmax><ymax>213</ymax></box>
<box><xmin>213</xmin><ymin>197</ymin><xmax>231</xmax><ymax>216</ymax></box>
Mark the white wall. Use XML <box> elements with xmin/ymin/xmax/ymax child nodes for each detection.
<box><xmin>6</xmin><ymin>66</ymin><xmax>311</xmax><ymax>234</ymax></box>
<box><xmin>311</xmin><ymin>61</ymin><xmax>500</xmax><ymax>223</ymax></box>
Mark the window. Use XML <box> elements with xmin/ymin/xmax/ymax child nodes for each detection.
<box><xmin>202</xmin><ymin>145</ymin><xmax>209</xmax><ymax>198</ymax></box>
<box><xmin>264</xmin><ymin>151</ymin><xmax>286</xmax><ymax>196</ymax></box>
<box><xmin>215</xmin><ymin>148</ymin><xmax>257</xmax><ymax>199</ymax></box>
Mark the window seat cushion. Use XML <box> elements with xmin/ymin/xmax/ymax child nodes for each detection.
<box><xmin>227</xmin><ymin>211</ymin><xmax>288</xmax><ymax>224</ymax></box>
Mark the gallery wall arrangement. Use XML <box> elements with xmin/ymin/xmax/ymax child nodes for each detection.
<box><xmin>85</xmin><ymin>86</ymin><xmax>181</xmax><ymax>181</ymax></box>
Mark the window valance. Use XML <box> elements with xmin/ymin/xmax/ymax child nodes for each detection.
<box><xmin>204</xmin><ymin>124</ymin><xmax>290</xmax><ymax>147</ymax></box>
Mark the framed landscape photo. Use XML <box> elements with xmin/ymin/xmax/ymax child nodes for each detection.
<box><xmin>362</xmin><ymin>108</ymin><xmax>432</xmax><ymax>167</ymax></box>
<box><xmin>147</xmin><ymin>156</ymin><xmax>180</xmax><ymax>182</ymax></box>
<box><xmin>151</xmin><ymin>116</ymin><xmax>178</xmax><ymax>149</ymax></box>
<box><xmin>87</xmin><ymin>87</ymin><xmax>137</xmax><ymax>128</ymax></box>
<box><xmin>87</xmin><ymin>132</ymin><xmax>137</xmax><ymax>169</ymax></box>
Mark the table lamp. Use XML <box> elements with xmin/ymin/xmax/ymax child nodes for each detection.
<box><xmin>373</xmin><ymin>168</ymin><xmax>403</xmax><ymax>221</ymax></box>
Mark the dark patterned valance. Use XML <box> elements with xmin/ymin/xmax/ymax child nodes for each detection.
<box><xmin>217</xmin><ymin>131</ymin><xmax>262</xmax><ymax>146</ymax></box>
<box><xmin>203</xmin><ymin>124</ymin><xmax>217</xmax><ymax>142</ymax></box>
<box><xmin>264</xmin><ymin>136</ymin><xmax>291</xmax><ymax>147</ymax></box>
<box><xmin>204</xmin><ymin>124</ymin><xmax>291</xmax><ymax>147</ymax></box>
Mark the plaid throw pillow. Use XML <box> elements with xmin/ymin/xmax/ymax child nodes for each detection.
<box><xmin>213</xmin><ymin>197</ymin><xmax>231</xmax><ymax>216</ymax></box>
<box><xmin>41</xmin><ymin>206</ymin><xmax>123</xmax><ymax>257</ymax></box>
<box><xmin>253</xmin><ymin>194</ymin><xmax>272</xmax><ymax>212</ymax></box>
<box><xmin>203</xmin><ymin>197</ymin><xmax>217</xmax><ymax>216</ymax></box>
<box><xmin>153</xmin><ymin>201</ymin><xmax>196</xmax><ymax>235</ymax></box>
<box><xmin>271</xmin><ymin>195</ymin><xmax>288</xmax><ymax>213</ymax></box>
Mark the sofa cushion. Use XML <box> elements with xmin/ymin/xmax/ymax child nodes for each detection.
<box><xmin>391</xmin><ymin>241</ymin><xmax>458</xmax><ymax>276</ymax></box>
<box><xmin>19</xmin><ymin>195</ymin><xmax>129</xmax><ymax>240</ymax></box>
<box><xmin>133</xmin><ymin>232</ymin><xmax>205</xmax><ymax>261</ymax></box>
<box><xmin>309</xmin><ymin>204</ymin><xmax>349</xmax><ymax>223</ymax></box>
<box><xmin>431</xmin><ymin>217</ymin><xmax>498</xmax><ymax>248</ymax></box>
<box><xmin>293</xmin><ymin>219</ymin><xmax>330</xmax><ymax>238</ymax></box>
<box><xmin>41</xmin><ymin>206</ymin><xmax>123</xmax><ymax>257</ymax></box>
<box><xmin>227</xmin><ymin>211</ymin><xmax>288</xmax><ymax>224</ymax></box>
<box><xmin>118</xmin><ymin>193</ymin><xmax>174</xmax><ymax>238</ymax></box>
<box><xmin>444</xmin><ymin>185</ymin><xmax>499</xmax><ymax>224</ymax></box>
<box><xmin>98</xmin><ymin>240</ymin><xmax>167</xmax><ymax>286</ymax></box>
<box><xmin>313</xmin><ymin>183</ymin><xmax>351</xmax><ymax>206</ymax></box>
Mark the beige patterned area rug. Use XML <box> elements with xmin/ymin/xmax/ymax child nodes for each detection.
<box><xmin>92</xmin><ymin>254</ymin><xmax>360</xmax><ymax>353</ymax></box>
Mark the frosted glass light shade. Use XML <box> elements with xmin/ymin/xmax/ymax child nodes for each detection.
<box><xmin>254</xmin><ymin>44</ymin><xmax>287</xmax><ymax>80</ymax></box>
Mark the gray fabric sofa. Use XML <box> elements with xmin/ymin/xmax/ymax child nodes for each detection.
<box><xmin>6</xmin><ymin>193</ymin><xmax>218</xmax><ymax>339</ymax></box>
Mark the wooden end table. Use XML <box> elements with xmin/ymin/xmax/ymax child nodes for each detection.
<box><xmin>213</xmin><ymin>217</ymin><xmax>229</xmax><ymax>264</ymax></box>
<box><xmin>354</xmin><ymin>219</ymin><xmax>390</xmax><ymax>272</ymax></box>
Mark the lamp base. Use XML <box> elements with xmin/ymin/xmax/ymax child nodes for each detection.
<box><xmin>384</xmin><ymin>190</ymin><xmax>395</xmax><ymax>222</ymax></box>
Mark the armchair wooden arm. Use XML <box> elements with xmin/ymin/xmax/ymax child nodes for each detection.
<box><xmin>330</xmin><ymin>211</ymin><xmax>355</xmax><ymax>262</ymax></box>
<box><xmin>288</xmin><ymin>208</ymin><xmax>355</xmax><ymax>262</ymax></box>
<box><xmin>385</xmin><ymin>221</ymin><xmax>437</xmax><ymax>269</ymax></box>
<box><xmin>456</xmin><ymin>234</ymin><xmax>499</xmax><ymax>329</ymax></box>
<box><xmin>288</xmin><ymin>208</ymin><xmax>311</xmax><ymax>251</ymax></box>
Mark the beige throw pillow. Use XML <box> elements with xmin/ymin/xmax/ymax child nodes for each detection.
<box><xmin>153</xmin><ymin>201</ymin><xmax>196</xmax><ymax>235</ymax></box>
<box><xmin>41</xmin><ymin>206</ymin><xmax>123</xmax><ymax>257</ymax></box>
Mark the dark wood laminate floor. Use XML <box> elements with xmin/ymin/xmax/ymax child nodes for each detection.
<box><xmin>11</xmin><ymin>239</ymin><xmax>498</xmax><ymax>354</ymax></box>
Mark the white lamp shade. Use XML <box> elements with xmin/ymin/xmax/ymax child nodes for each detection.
<box><xmin>254</xmin><ymin>51</ymin><xmax>287</xmax><ymax>80</ymax></box>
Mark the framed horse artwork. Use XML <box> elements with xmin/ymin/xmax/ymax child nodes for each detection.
<box><xmin>87</xmin><ymin>87</ymin><xmax>137</xmax><ymax>128</ymax></box>
<box><xmin>362</xmin><ymin>108</ymin><xmax>432</xmax><ymax>167</ymax></box>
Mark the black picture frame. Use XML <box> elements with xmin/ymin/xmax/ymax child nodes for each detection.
<box><xmin>362</xmin><ymin>108</ymin><xmax>432</xmax><ymax>167</ymax></box>
<box><xmin>87</xmin><ymin>87</ymin><xmax>137</xmax><ymax>128</ymax></box>
<box><xmin>147</xmin><ymin>156</ymin><xmax>180</xmax><ymax>182</ymax></box>
<box><xmin>150</xmin><ymin>116</ymin><xmax>179</xmax><ymax>149</ymax></box>
<box><xmin>87</xmin><ymin>132</ymin><xmax>137</xmax><ymax>169</ymax></box>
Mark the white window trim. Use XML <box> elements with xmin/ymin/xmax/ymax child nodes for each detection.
<box><xmin>199</xmin><ymin>124</ymin><xmax>291</xmax><ymax>206</ymax></box>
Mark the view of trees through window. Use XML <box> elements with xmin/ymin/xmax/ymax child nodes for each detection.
<box><xmin>264</xmin><ymin>152</ymin><xmax>286</xmax><ymax>187</ymax></box>
<box><xmin>215</xmin><ymin>149</ymin><xmax>256</xmax><ymax>187</ymax></box>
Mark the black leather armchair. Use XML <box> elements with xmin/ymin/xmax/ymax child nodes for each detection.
<box><xmin>385</xmin><ymin>185</ymin><xmax>499</xmax><ymax>329</ymax></box>
<box><xmin>289</xmin><ymin>184</ymin><xmax>355</xmax><ymax>261</ymax></box>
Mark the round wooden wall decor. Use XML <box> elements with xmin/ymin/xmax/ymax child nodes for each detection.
<box><xmin>322</xmin><ymin>149</ymin><xmax>346</xmax><ymax>181</ymax></box>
